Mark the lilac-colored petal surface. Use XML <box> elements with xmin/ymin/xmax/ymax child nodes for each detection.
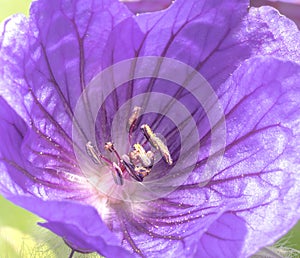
<box><xmin>131</xmin><ymin>0</ymin><xmax>247</xmax><ymax>75</ymax></box>
<box><xmin>189</xmin><ymin>56</ymin><xmax>300</xmax><ymax>257</ymax></box>
<box><xmin>121</xmin><ymin>0</ymin><xmax>173</xmax><ymax>13</ymax></box>
<box><xmin>195</xmin><ymin>213</ymin><xmax>247</xmax><ymax>257</ymax></box>
<box><xmin>196</xmin><ymin>5</ymin><xmax>300</xmax><ymax>87</ymax></box>
<box><xmin>0</xmin><ymin>95</ymin><xmax>93</xmax><ymax>200</ymax></box>
<box><xmin>0</xmin><ymin>14</ymin><xmax>32</xmax><ymax>123</ymax></box>
<box><xmin>8</xmin><ymin>196</ymin><xmax>132</xmax><ymax>258</ymax></box>
<box><xmin>251</xmin><ymin>0</ymin><xmax>300</xmax><ymax>28</ymax></box>
<box><xmin>243</xmin><ymin>6</ymin><xmax>300</xmax><ymax>62</ymax></box>
<box><xmin>0</xmin><ymin>0</ymin><xmax>132</xmax><ymax>199</ymax></box>
<box><xmin>29</xmin><ymin>0</ymin><xmax>132</xmax><ymax>90</ymax></box>
<box><xmin>1</xmin><ymin>0</ymin><xmax>132</xmax><ymax>127</ymax></box>
<box><xmin>104</xmin><ymin>197</ymin><xmax>231</xmax><ymax>257</ymax></box>
<box><xmin>0</xmin><ymin>97</ymin><xmax>28</xmax><ymax>195</ymax></box>
<box><xmin>104</xmin><ymin>0</ymin><xmax>300</xmax><ymax>90</ymax></box>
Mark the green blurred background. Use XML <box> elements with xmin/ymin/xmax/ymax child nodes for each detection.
<box><xmin>0</xmin><ymin>0</ymin><xmax>299</xmax><ymax>257</ymax></box>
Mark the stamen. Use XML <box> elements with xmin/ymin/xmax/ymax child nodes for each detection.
<box><xmin>112</xmin><ymin>162</ymin><xmax>124</xmax><ymax>185</ymax></box>
<box><xmin>131</xmin><ymin>143</ymin><xmax>154</xmax><ymax>168</ymax></box>
<box><xmin>85</xmin><ymin>141</ymin><xmax>102</xmax><ymax>164</ymax></box>
<box><xmin>85</xmin><ymin>121</ymin><xmax>172</xmax><ymax>186</ymax></box>
<box><xmin>105</xmin><ymin>141</ymin><xmax>122</xmax><ymax>161</ymax></box>
<box><xmin>104</xmin><ymin>142</ymin><xmax>114</xmax><ymax>152</ymax></box>
<box><xmin>85</xmin><ymin>141</ymin><xmax>112</xmax><ymax>165</ymax></box>
<box><xmin>122</xmin><ymin>154</ymin><xmax>144</xmax><ymax>182</ymax></box>
<box><xmin>127</xmin><ymin>106</ymin><xmax>142</xmax><ymax>144</ymax></box>
<box><xmin>146</xmin><ymin>151</ymin><xmax>154</xmax><ymax>163</ymax></box>
<box><xmin>127</xmin><ymin>106</ymin><xmax>142</xmax><ymax>132</ymax></box>
<box><xmin>134</xmin><ymin>166</ymin><xmax>151</xmax><ymax>178</ymax></box>
<box><xmin>141</xmin><ymin>124</ymin><xmax>173</xmax><ymax>165</ymax></box>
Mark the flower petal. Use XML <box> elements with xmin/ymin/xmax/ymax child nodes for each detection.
<box><xmin>243</xmin><ymin>6</ymin><xmax>300</xmax><ymax>62</ymax></box>
<box><xmin>0</xmin><ymin>0</ymin><xmax>133</xmax><ymax>199</ymax></box>
<box><xmin>8</xmin><ymin>196</ymin><xmax>132</xmax><ymax>258</ymax></box>
<box><xmin>197</xmin><ymin>5</ymin><xmax>300</xmax><ymax>87</ymax></box>
<box><xmin>251</xmin><ymin>0</ymin><xmax>300</xmax><ymax>28</ymax></box>
<box><xmin>194</xmin><ymin>213</ymin><xmax>247</xmax><ymax>257</ymax></box>
<box><xmin>1</xmin><ymin>1</ymin><xmax>300</xmax><ymax>257</ymax></box>
<box><xmin>104</xmin><ymin>0</ymin><xmax>248</xmax><ymax>73</ymax></box>
<box><xmin>0</xmin><ymin>95</ymin><xmax>94</xmax><ymax>200</ymax></box>
<box><xmin>0</xmin><ymin>14</ymin><xmax>31</xmax><ymax>123</ymax></box>
<box><xmin>104</xmin><ymin>0</ymin><xmax>300</xmax><ymax>91</ymax></box>
<box><xmin>189</xmin><ymin>56</ymin><xmax>300</xmax><ymax>257</ymax></box>
<box><xmin>1</xmin><ymin>0</ymin><xmax>132</xmax><ymax>131</ymax></box>
<box><xmin>121</xmin><ymin>0</ymin><xmax>173</xmax><ymax>13</ymax></box>
<box><xmin>0</xmin><ymin>97</ymin><xmax>28</xmax><ymax>195</ymax></box>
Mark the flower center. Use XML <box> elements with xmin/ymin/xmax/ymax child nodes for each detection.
<box><xmin>85</xmin><ymin>106</ymin><xmax>173</xmax><ymax>186</ymax></box>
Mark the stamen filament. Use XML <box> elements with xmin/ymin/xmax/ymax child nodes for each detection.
<box><xmin>85</xmin><ymin>141</ymin><xmax>113</xmax><ymax>165</ymax></box>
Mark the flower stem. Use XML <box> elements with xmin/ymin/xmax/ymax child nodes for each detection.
<box><xmin>68</xmin><ymin>249</ymin><xmax>76</xmax><ymax>258</ymax></box>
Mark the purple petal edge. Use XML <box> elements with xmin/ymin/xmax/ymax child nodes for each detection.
<box><xmin>8</xmin><ymin>195</ymin><xmax>132</xmax><ymax>257</ymax></box>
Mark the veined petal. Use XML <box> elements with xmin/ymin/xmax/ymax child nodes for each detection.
<box><xmin>29</xmin><ymin>0</ymin><xmax>132</xmax><ymax>90</ymax></box>
<box><xmin>81</xmin><ymin>56</ymin><xmax>300</xmax><ymax>256</ymax></box>
<box><xmin>0</xmin><ymin>97</ymin><xmax>28</xmax><ymax>195</ymax></box>
<box><xmin>189</xmin><ymin>56</ymin><xmax>300</xmax><ymax>257</ymax></box>
<box><xmin>0</xmin><ymin>14</ymin><xmax>31</xmax><ymax>123</ymax></box>
<box><xmin>8</xmin><ymin>196</ymin><xmax>132</xmax><ymax>258</ymax></box>
<box><xmin>0</xmin><ymin>96</ymin><xmax>95</xmax><ymax>201</ymax></box>
<box><xmin>104</xmin><ymin>0</ymin><xmax>248</xmax><ymax>72</ymax></box>
<box><xmin>0</xmin><ymin>0</ymin><xmax>133</xmax><ymax>200</ymax></box>
<box><xmin>194</xmin><ymin>213</ymin><xmax>247</xmax><ymax>257</ymax></box>
<box><xmin>104</xmin><ymin>0</ymin><xmax>300</xmax><ymax>91</ymax></box>
<box><xmin>0</xmin><ymin>0</ymin><xmax>132</xmax><ymax>133</ymax></box>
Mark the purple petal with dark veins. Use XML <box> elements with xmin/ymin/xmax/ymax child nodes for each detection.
<box><xmin>198</xmin><ymin>5</ymin><xmax>300</xmax><ymax>86</ymax></box>
<box><xmin>29</xmin><ymin>0</ymin><xmax>132</xmax><ymax>92</ymax></box>
<box><xmin>0</xmin><ymin>0</ymin><xmax>133</xmax><ymax>199</ymax></box>
<box><xmin>102</xmin><ymin>199</ymin><xmax>232</xmax><ymax>257</ymax></box>
<box><xmin>103</xmin><ymin>1</ymin><xmax>300</xmax><ymax>89</ymax></box>
<box><xmin>188</xmin><ymin>56</ymin><xmax>300</xmax><ymax>257</ymax></box>
<box><xmin>0</xmin><ymin>14</ymin><xmax>32</xmax><ymax>123</ymax></box>
<box><xmin>104</xmin><ymin>0</ymin><xmax>248</xmax><ymax>72</ymax></box>
<box><xmin>120</xmin><ymin>56</ymin><xmax>300</xmax><ymax>257</ymax></box>
<box><xmin>0</xmin><ymin>96</ymin><xmax>94</xmax><ymax>201</ymax></box>
<box><xmin>1</xmin><ymin>0</ymin><xmax>132</xmax><ymax>132</ymax></box>
<box><xmin>0</xmin><ymin>97</ymin><xmax>28</xmax><ymax>195</ymax></box>
<box><xmin>194</xmin><ymin>213</ymin><xmax>247</xmax><ymax>257</ymax></box>
<box><xmin>8</xmin><ymin>196</ymin><xmax>132</xmax><ymax>258</ymax></box>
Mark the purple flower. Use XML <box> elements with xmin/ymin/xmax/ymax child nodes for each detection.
<box><xmin>1</xmin><ymin>0</ymin><xmax>300</xmax><ymax>257</ymax></box>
